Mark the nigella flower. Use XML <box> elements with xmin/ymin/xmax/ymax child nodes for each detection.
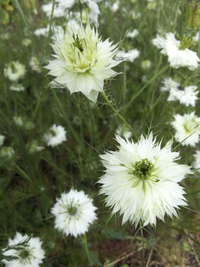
<box><xmin>161</xmin><ymin>78</ymin><xmax>198</xmax><ymax>107</ymax></box>
<box><xmin>2</xmin><ymin>232</ymin><xmax>45</xmax><ymax>267</ymax></box>
<box><xmin>43</xmin><ymin>124</ymin><xmax>67</xmax><ymax>147</ymax></box>
<box><xmin>42</xmin><ymin>0</ymin><xmax>102</xmax><ymax>25</ymax></box>
<box><xmin>51</xmin><ymin>189</ymin><xmax>97</xmax><ymax>237</ymax></box>
<box><xmin>193</xmin><ymin>150</ymin><xmax>200</xmax><ymax>170</ymax></box>
<box><xmin>46</xmin><ymin>23</ymin><xmax>121</xmax><ymax>103</ymax></box>
<box><xmin>152</xmin><ymin>32</ymin><xmax>200</xmax><ymax>70</ymax></box>
<box><xmin>4</xmin><ymin>61</ymin><xmax>26</xmax><ymax>82</ymax></box>
<box><xmin>98</xmin><ymin>133</ymin><xmax>191</xmax><ymax>227</ymax></box>
<box><xmin>171</xmin><ymin>112</ymin><xmax>200</xmax><ymax>146</ymax></box>
<box><xmin>116</xmin><ymin>49</ymin><xmax>140</xmax><ymax>63</ymax></box>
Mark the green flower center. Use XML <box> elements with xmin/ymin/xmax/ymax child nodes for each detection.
<box><xmin>133</xmin><ymin>158</ymin><xmax>154</xmax><ymax>180</ymax></box>
<box><xmin>72</xmin><ymin>34</ymin><xmax>83</xmax><ymax>52</ymax></box>
<box><xmin>68</xmin><ymin>206</ymin><xmax>77</xmax><ymax>216</ymax></box>
<box><xmin>50</xmin><ymin>130</ymin><xmax>56</xmax><ymax>136</ymax></box>
<box><xmin>20</xmin><ymin>249</ymin><xmax>29</xmax><ymax>259</ymax></box>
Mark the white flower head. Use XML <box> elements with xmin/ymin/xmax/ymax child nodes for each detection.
<box><xmin>2</xmin><ymin>232</ymin><xmax>45</xmax><ymax>267</ymax></box>
<box><xmin>29</xmin><ymin>56</ymin><xmax>42</xmax><ymax>73</ymax></box>
<box><xmin>43</xmin><ymin>124</ymin><xmax>67</xmax><ymax>147</ymax></box>
<box><xmin>116</xmin><ymin>49</ymin><xmax>140</xmax><ymax>63</ymax></box>
<box><xmin>0</xmin><ymin>135</ymin><xmax>5</xmax><ymax>146</ymax></box>
<box><xmin>42</xmin><ymin>0</ymin><xmax>101</xmax><ymax>25</ymax></box>
<box><xmin>46</xmin><ymin>23</ymin><xmax>121</xmax><ymax>103</ymax></box>
<box><xmin>161</xmin><ymin>78</ymin><xmax>198</xmax><ymax>106</ymax></box>
<box><xmin>4</xmin><ymin>61</ymin><xmax>26</xmax><ymax>82</ymax></box>
<box><xmin>0</xmin><ymin>147</ymin><xmax>15</xmax><ymax>160</ymax></box>
<box><xmin>10</xmin><ymin>84</ymin><xmax>25</xmax><ymax>92</ymax></box>
<box><xmin>51</xmin><ymin>189</ymin><xmax>97</xmax><ymax>237</ymax></box>
<box><xmin>98</xmin><ymin>133</ymin><xmax>191</xmax><ymax>227</ymax></box>
<box><xmin>171</xmin><ymin>112</ymin><xmax>200</xmax><ymax>146</ymax></box>
<box><xmin>116</xmin><ymin>125</ymin><xmax>132</xmax><ymax>139</ymax></box>
<box><xmin>152</xmin><ymin>33</ymin><xmax>200</xmax><ymax>70</ymax></box>
<box><xmin>126</xmin><ymin>29</ymin><xmax>139</xmax><ymax>39</ymax></box>
<box><xmin>193</xmin><ymin>150</ymin><xmax>200</xmax><ymax>170</ymax></box>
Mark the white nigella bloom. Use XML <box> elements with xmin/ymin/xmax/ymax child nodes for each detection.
<box><xmin>171</xmin><ymin>112</ymin><xmax>200</xmax><ymax>146</ymax></box>
<box><xmin>26</xmin><ymin>140</ymin><xmax>45</xmax><ymax>154</ymax></box>
<box><xmin>10</xmin><ymin>84</ymin><xmax>25</xmax><ymax>92</ymax></box>
<box><xmin>29</xmin><ymin>56</ymin><xmax>42</xmax><ymax>73</ymax></box>
<box><xmin>46</xmin><ymin>23</ymin><xmax>121</xmax><ymax>103</ymax></box>
<box><xmin>126</xmin><ymin>29</ymin><xmax>139</xmax><ymax>38</ymax></box>
<box><xmin>141</xmin><ymin>60</ymin><xmax>151</xmax><ymax>69</ymax></box>
<box><xmin>98</xmin><ymin>133</ymin><xmax>191</xmax><ymax>227</ymax></box>
<box><xmin>116</xmin><ymin>49</ymin><xmax>140</xmax><ymax>63</ymax></box>
<box><xmin>116</xmin><ymin>125</ymin><xmax>132</xmax><ymax>139</ymax></box>
<box><xmin>193</xmin><ymin>151</ymin><xmax>200</xmax><ymax>170</ymax></box>
<box><xmin>51</xmin><ymin>189</ymin><xmax>97</xmax><ymax>237</ymax></box>
<box><xmin>42</xmin><ymin>0</ymin><xmax>101</xmax><ymax>25</ymax></box>
<box><xmin>4</xmin><ymin>61</ymin><xmax>26</xmax><ymax>82</ymax></box>
<box><xmin>152</xmin><ymin>33</ymin><xmax>200</xmax><ymax>70</ymax></box>
<box><xmin>43</xmin><ymin>124</ymin><xmax>67</xmax><ymax>147</ymax></box>
<box><xmin>161</xmin><ymin>78</ymin><xmax>198</xmax><ymax>107</ymax></box>
<box><xmin>0</xmin><ymin>135</ymin><xmax>5</xmax><ymax>146</ymax></box>
<box><xmin>2</xmin><ymin>232</ymin><xmax>45</xmax><ymax>267</ymax></box>
<box><xmin>0</xmin><ymin>147</ymin><xmax>15</xmax><ymax>159</ymax></box>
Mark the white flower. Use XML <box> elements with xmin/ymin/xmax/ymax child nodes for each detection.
<box><xmin>26</xmin><ymin>141</ymin><xmax>45</xmax><ymax>154</ymax></box>
<box><xmin>116</xmin><ymin>125</ymin><xmax>132</xmax><ymax>139</ymax></box>
<box><xmin>22</xmin><ymin>38</ymin><xmax>31</xmax><ymax>47</ymax></box>
<box><xmin>43</xmin><ymin>124</ymin><xmax>67</xmax><ymax>147</ymax></box>
<box><xmin>141</xmin><ymin>60</ymin><xmax>151</xmax><ymax>69</ymax></box>
<box><xmin>152</xmin><ymin>33</ymin><xmax>200</xmax><ymax>70</ymax></box>
<box><xmin>0</xmin><ymin>135</ymin><xmax>5</xmax><ymax>146</ymax></box>
<box><xmin>46</xmin><ymin>23</ymin><xmax>121</xmax><ymax>103</ymax></box>
<box><xmin>126</xmin><ymin>29</ymin><xmax>139</xmax><ymax>38</ymax></box>
<box><xmin>29</xmin><ymin>56</ymin><xmax>42</xmax><ymax>73</ymax></box>
<box><xmin>51</xmin><ymin>189</ymin><xmax>97</xmax><ymax>237</ymax></box>
<box><xmin>161</xmin><ymin>78</ymin><xmax>198</xmax><ymax>106</ymax></box>
<box><xmin>98</xmin><ymin>133</ymin><xmax>191</xmax><ymax>227</ymax></box>
<box><xmin>10</xmin><ymin>84</ymin><xmax>25</xmax><ymax>92</ymax></box>
<box><xmin>171</xmin><ymin>112</ymin><xmax>200</xmax><ymax>146</ymax></box>
<box><xmin>116</xmin><ymin>49</ymin><xmax>140</xmax><ymax>63</ymax></box>
<box><xmin>42</xmin><ymin>0</ymin><xmax>101</xmax><ymax>25</ymax></box>
<box><xmin>2</xmin><ymin>232</ymin><xmax>45</xmax><ymax>267</ymax></box>
<box><xmin>13</xmin><ymin>116</ymin><xmax>23</xmax><ymax>126</ymax></box>
<box><xmin>0</xmin><ymin>147</ymin><xmax>15</xmax><ymax>159</ymax></box>
<box><xmin>4</xmin><ymin>61</ymin><xmax>26</xmax><ymax>82</ymax></box>
<box><xmin>193</xmin><ymin>151</ymin><xmax>200</xmax><ymax>170</ymax></box>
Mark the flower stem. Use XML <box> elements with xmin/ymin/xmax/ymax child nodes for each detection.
<box><xmin>52</xmin><ymin>90</ymin><xmax>81</xmax><ymax>145</ymax></box>
<box><xmin>83</xmin><ymin>234</ymin><xmax>92</xmax><ymax>267</ymax></box>
<box><xmin>139</xmin><ymin>221</ymin><xmax>145</xmax><ymax>259</ymax></box>
<box><xmin>101</xmin><ymin>92</ymin><xmax>137</xmax><ymax>139</ymax></box>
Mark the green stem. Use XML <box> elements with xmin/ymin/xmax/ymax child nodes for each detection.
<box><xmin>101</xmin><ymin>92</ymin><xmax>137</xmax><ymax>139</ymax></box>
<box><xmin>83</xmin><ymin>234</ymin><xmax>92</xmax><ymax>267</ymax></box>
<box><xmin>52</xmin><ymin>89</ymin><xmax>81</xmax><ymax>145</ymax></box>
<box><xmin>123</xmin><ymin>62</ymin><xmax>127</xmax><ymax>102</ymax></box>
<box><xmin>160</xmin><ymin>0</ymin><xmax>172</xmax><ymax>32</ymax></box>
<box><xmin>13</xmin><ymin>163</ymin><xmax>32</xmax><ymax>182</ymax></box>
<box><xmin>14</xmin><ymin>0</ymin><xmax>37</xmax><ymax>54</ymax></box>
<box><xmin>139</xmin><ymin>221</ymin><xmax>145</xmax><ymax>259</ymax></box>
<box><xmin>48</xmin><ymin>0</ymin><xmax>56</xmax><ymax>40</ymax></box>
<box><xmin>126</xmin><ymin>65</ymin><xmax>169</xmax><ymax>110</ymax></box>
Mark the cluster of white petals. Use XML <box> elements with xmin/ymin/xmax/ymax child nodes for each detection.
<box><xmin>193</xmin><ymin>151</ymin><xmax>200</xmax><ymax>170</ymax></box>
<box><xmin>98</xmin><ymin>133</ymin><xmax>191</xmax><ymax>227</ymax></box>
<box><xmin>152</xmin><ymin>33</ymin><xmax>200</xmax><ymax>70</ymax></box>
<box><xmin>4</xmin><ymin>61</ymin><xmax>26</xmax><ymax>82</ymax></box>
<box><xmin>10</xmin><ymin>84</ymin><xmax>25</xmax><ymax>92</ymax></box>
<box><xmin>43</xmin><ymin>124</ymin><xmax>67</xmax><ymax>147</ymax></box>
<box><xmin>116</xmin><ymin>49</ymin><xmax>140</xmax><ymax>63</ymax></box>
<box><xmin>46</xmin><ymin>23</ymin><xmax>121</xmax><ymax>103</ymax></box>
<box><xmin>171</xmin><ymin>112</ymin><xmax>200</xmax><ymax>146</ymax></box>
<box><xmin>42</xmin><ymin>0</ymin><xmax>102</xmax><ymax>25</ymax></box>
<box><xmin>2</xmin><ymin>232</ymin><xmax>45</xmax><ymax>267</ymax></box>
<box><xmin>161</xmin><ymin>78</ymin><xmax>198</xmax><ymax>107</ymax></box>
<box><xmin>51</xmin><ymin>189</ymin><xmax>97</xmax><ymax>237</ymax></box>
